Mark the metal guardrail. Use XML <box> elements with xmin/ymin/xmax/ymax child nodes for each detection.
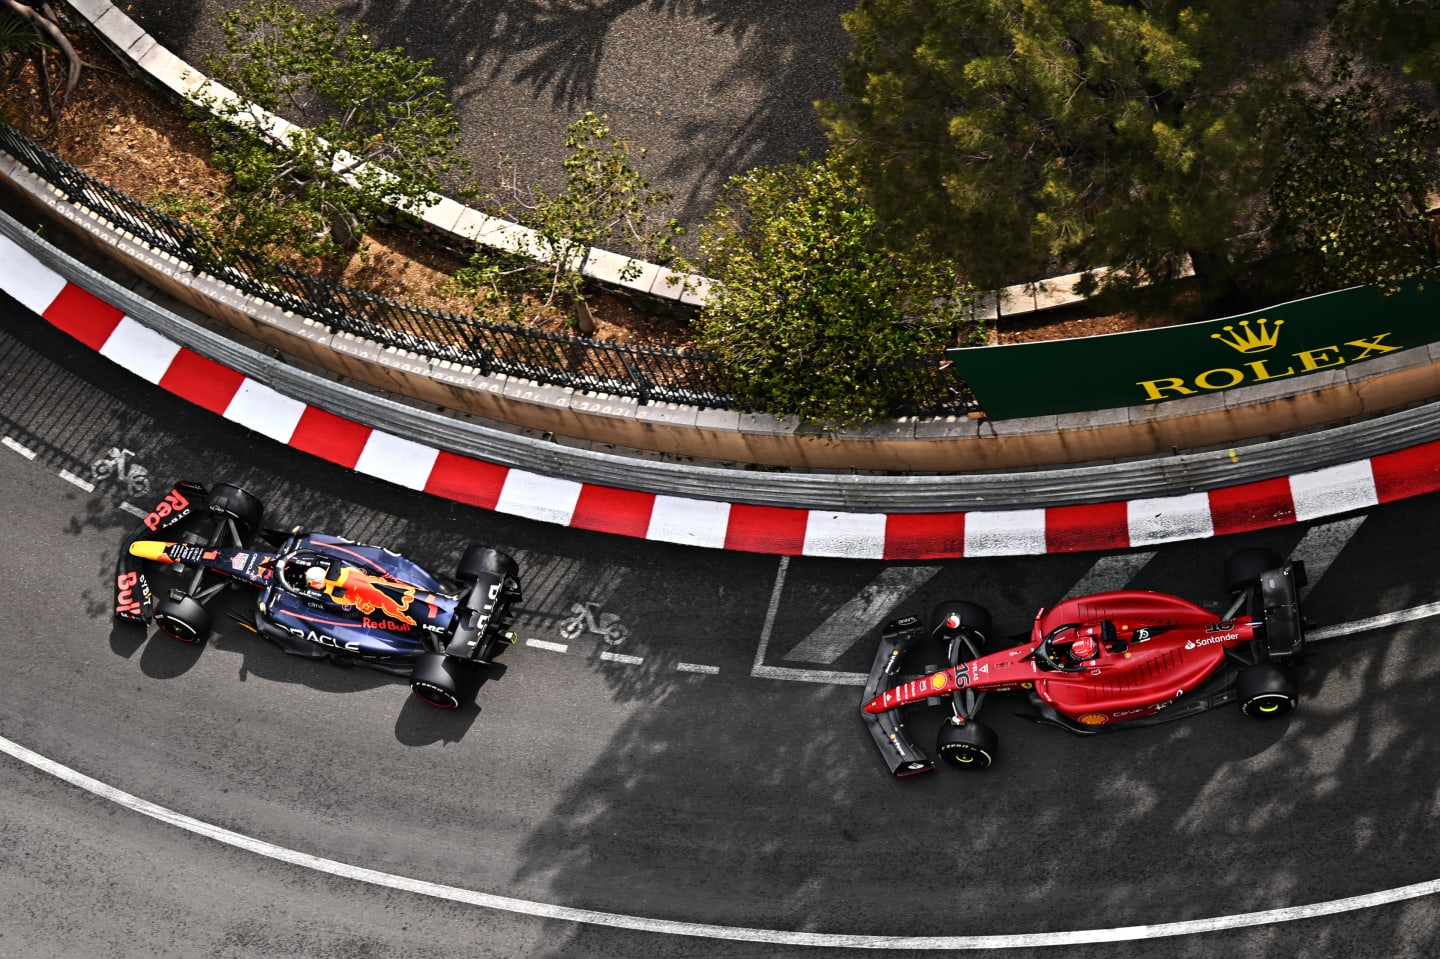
<box><xmin>8</xmin><ymin>204</ymin><xmax>1440</xmax><ymax>513</ymax></box>
<box><xmin>0</xmin><ymin>121</ymin><xmax>969</xmax><ymax>418</ymax></box>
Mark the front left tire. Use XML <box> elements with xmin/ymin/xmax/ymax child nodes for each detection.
<box><xmin>154</xmin><ymin>595</ymin><xmax>211</xmax><ymax>645</ymax></box>
<box><xmin>931</xmin><ymin>600</ymin><xmax>991</xmax><ymax>649</ymax></box>
<box><xmin>208</xmin><ymin>483</ymin><xmax>264</xmax><ymax>544</ymax></box>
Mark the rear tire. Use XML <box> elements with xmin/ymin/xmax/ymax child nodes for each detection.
<box><xmin>931</xmin><ymin>601</ymin><xmax>991</xmax><ymax>649</ymax></box>
<box><xmin>208</xmin><ymin>483</ymin><xmax>264</xmax><ymax>544</ymax></box>
<box><xmin>1238</xmin><ymin>663</ymin><xmax>1297</xmax><ymax>718</ymax></box>
<box><xmin>154</xmin><ymin>595</ymin><xmax>211</xmax><ymax>645</ymax></box>
<box><xmin>456</xmin><ymin>546</ymin><xmax>519</xmax><ymax>584</ymax></box>
<box><xmin>410</xmin><ymin>653</ymin><xmax>480</xmax><ymax>709</ymax></box>
<box><xmin>936</xmin><ymin>719</ymin><xmax>997</xmax><ymax>769</ymax></box>
<box><xmin>1225</xmin><ymin>548</ymin><xmax>1282</xmax><ymax>593</ymax></box>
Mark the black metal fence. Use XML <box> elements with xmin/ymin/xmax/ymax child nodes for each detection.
<box><xmin>0</xmin><ymin>121</ymin><xmax>968</xmax><ymax>416</ymax></box>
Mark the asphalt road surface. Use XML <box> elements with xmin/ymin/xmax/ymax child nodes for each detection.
<box><xmin>118</xmin><ymin>0</ymin><xmax>853</xmax><ymax>236</ymax></box>
<box><xmin>5</xmin><ymin>296</ymin><xmax>1440</xmax><ymax>958</ymax></box>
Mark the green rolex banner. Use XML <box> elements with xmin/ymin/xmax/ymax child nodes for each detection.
<box><xmin>946</xmin><ymin>281</ymin><xmax>1439</xmax><ymax>421</ymax></box>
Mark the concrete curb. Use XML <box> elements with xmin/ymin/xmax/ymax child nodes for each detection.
<box><xmin>6</xmin><ymin>220</ymin><xmax>1439</xmax><ymax>559</ymax></box>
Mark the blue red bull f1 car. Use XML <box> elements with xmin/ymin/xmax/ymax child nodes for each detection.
<box><xmin>862</xmin><ymin>550</ymin><xmax>1307</xmax><ymax>777</ymax></box>
<box><xmin>114</xmin><ymin>481</ymin><xmax>522</xmax><ymax>709</ymax></box>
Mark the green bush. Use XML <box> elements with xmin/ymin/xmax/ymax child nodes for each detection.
<box><xmin>695</xmin><ymin>153</ymin><xmax>978</xmax><ymax>430</ymax></box>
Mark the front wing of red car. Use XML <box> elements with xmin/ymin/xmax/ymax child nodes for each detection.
<box><xmin>860</xmin><ymin>616</ymin><xmax>938</xmax><ymax>777</ymax></box>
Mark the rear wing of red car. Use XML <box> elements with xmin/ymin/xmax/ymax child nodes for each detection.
<box><xmin>113</xmin><ymin>481</ymin><xmax>209</xmax><ymax>623</ymax></box>
<box><xmin>1258</xmin><ymin>562</ymin><xmax>1306</xmax><ymax>659</ymax></box>
<box><xmin>860</xmin><ymin>615</ymin><xmax>935</xmax><ymax>777</ymax></box>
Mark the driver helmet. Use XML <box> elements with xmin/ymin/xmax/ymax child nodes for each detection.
<box><xmin>305</xmin><ymin>566</ymin><xmax>327</xmax><ymax>591</ymax></box>
<box><xmin>1070</xmin><ymin>635</ymin><xmax>1098</xmax><ymax>662</ymax></box>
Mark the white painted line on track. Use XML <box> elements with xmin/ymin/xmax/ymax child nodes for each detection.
<box><xmin>118</xmin><ymin>502</ymin><xmax>146</xmax><ymax>519</ymax></box>
<box><xmin>58</xmin><ymin>470</ymin><xmax>94</xmax><ymax>492</ymax></box>
<box><xmin>526</xmin><ymin>638</ymin><xmax>568</xmax><ymax>653</ymax></box>
<box><xmin>1307</xmin><ymin>601</ymin><xmax>1440</xmax><ymax>642</ymax></box>
<box><xmin>751</xmin><ymin>557</ymin><xmax>868</xmax><ymax>685</ymax></box>
<box><xmin>677</xmin><ymin>663</ymin><xmax>719</xmax><ymax>675</ymax></box>
<box><xmin>784</xmin><ymin>565</ymin><xmax>942</xmax><ymax>664</ymax></box>
<box><xmin>1062</xmin><ymin>552</ymin><xmax>1156</xmax><ymax>600</ymax></box>
<box><xmin>751</xmin><ymin>664</ymin><xmax>868</xmax><ymax>686</ymax></box>
<box><xmin>600</xmin><ymin>651</ymin><xmax>643</xmax><ymax>665</ymax></box>
<box><xmin>1290</xmin><ymin>516</ymin><xmax>1367</xmax><ymax>599</ymax></box>
<box><xmin>4</xmin><ymin>728</ymin><xmax>1440</xmax><ymax>949</ymax></box>
<box><xmin>750</xmin><ymin>555</ymin><xmax>789</xmax><ymax>675</ymax></box>
<box><xmin>2</xmin><ymin>437</ymin><xmax>37</xmax><ymax>459</ymax></box>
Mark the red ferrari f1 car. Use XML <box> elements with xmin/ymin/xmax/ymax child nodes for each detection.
<box><xmin>861</xmin><ymin>549</ymin><xmax>1306</xmax><ymax>777</ymax></box>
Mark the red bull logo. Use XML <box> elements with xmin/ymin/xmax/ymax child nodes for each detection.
<box><xmin>327</xmin><ymin>567</ymin><xmax>416</xmax><ymax>626</ymax></box>
<box><xmin>144</xmin><ymin>488</ymin><xmax>192</xmax><ymax>531</ymax></box>
<box><xmin>115</xmin><ymin>570</ymin><xmax>143</xmax><ymax>618</ymax></box>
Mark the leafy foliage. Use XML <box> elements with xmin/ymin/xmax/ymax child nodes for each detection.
<box><xmin>0</xmin><ymin>11</ymin><xmax>43</xmax><ymax>64</ymax></box>
<box><xmin>189</xmin><ymin>0</ymin><xmax>468</xmax><ymax>261</ymax></box>
<box><xmin>1270</xmin><ymin>70</ymin><xmax>1440</xmax><ymax>293</ymax></box>
<box><xmin>1332</xmin><ymin>0</ymin><xmax>1440</xmax><ymax>93</ymax></box>
<box><xmin>454</xmin><ymin>112</ymin><xmax>682</xmax><ymax>318</ymax></box>
<box><xmin>821</xmin><ymin>0</ymin><xmax>1314</xmax><ymax>300</ymax></box>
<box><xmin>694</xmin><ymin>152</ymin><xmax>977</xmax><ymax>430</ymax></box>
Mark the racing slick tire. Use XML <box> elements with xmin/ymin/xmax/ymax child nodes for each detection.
<box><xmin>1225</xmin><ymin>548</ymin><xmax>1282</xmax><ymax>593</ymax></box>
<box><xmin>456</xmin><ymin>546</ymin><xmax>519</xmax><ymax>584</ymax></box>
<box><xmin>931</xmin><ymin>601</ymin><xmax>991</xmax><ymax>649</ymax></box>
<box><xmin>208</xmin><ymin>483</ymin><xmax>264</xmax><ymax>543</ymax></box>
<box><xmin>154</xmin><ymin>595</ymin><xmax>212</xmax><ymax>645</ymax></box>
<box><xmin>409</xmin><ymin>653</ymin><xmax>481</xmax><ymax>709</ymax></box>
<box><xmin>936</xmin><ymin>719</ymin><xmax>998</xmax><ymax>770</ymax></box>
<box><xmin>1237</xmin><ymin>663</ymin><xmax>1298</xmax><ymax>718</ymax></box>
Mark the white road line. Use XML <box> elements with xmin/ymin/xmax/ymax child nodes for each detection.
<box><xmin>58</xmin><ymin>470</ymin><xmax>94</xmax><ymax>492</ymax></box>
<box><xmin>600</xmin><ymin>651</ymin><xmax>643</xmax><ymax>665</ymax></box>
<box><xmin>783</xmin><ymin>565</ymin><xmax>942</xmax><ymax>664</ymax></box>
<box><xmin>2</xmin><ymin>436</ymin><xmax>36</xmax><ymax>459</ymax></box>
<box><xmin>1290</xmin><ymin>516</ymin><xmax>1367</xmax><ymax>599</ymax></box>
<box><xmin>751</xmin><ymin>664</ymin><xmax>868</xmax><ymax>686</ymax></box>
<box><xmin>750</xmin><ymin>557</ymin><xmax>869</xmax><ymax>683</ymax></box>
<box><xmin>677</xmin><ymin>663</ymin><xmax>719</xmax><ymax>675</ymax></box>
<box><xmin>1062</xmin><ymin>552</ymin><xmax>1156</xmax><ymax>600</ymax></box>
<box><xmin>118</xmin><ymin>502</ymin><xmax>147</xmax><ymax>519</ymax></box>
<box><xmin>4</xmin><ymin>728</ymin><xmax>1439</xmax><ymax>949</ymax></box>
<box><xmin>526</xmin><ymin>638</ymin><xmax>568</xmax><ymax>653</ymax></box>
<box><xmin>1307</xmin><ymin>601</ymin><xmax>1440</xmax><ymax>642</ymax></box>
<box><xmin>750</xmin><ymin>555</ymin><xmax>789</xmax><ymax>675</ymax></box>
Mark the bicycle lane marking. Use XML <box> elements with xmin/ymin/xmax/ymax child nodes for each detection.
<box><xmin>5</xmin><ymin>727</ymin><xmax>1440</xmax><ymax>949</ymax></box>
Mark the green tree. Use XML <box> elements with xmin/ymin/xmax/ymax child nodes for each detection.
<box><xmin>694</xmin><ymin>153</ymin><xmax>977</xmax><ymax>429</ymax></box>
<box><xmin>189</xmin><ymin>0</ymin><xmax>468</xmax><ymax>261</ymax></box>
<box><xmin>455</xmin><ymin>112</ymin><xmax>681</xmax><ymax>324</ymax></box>
<box><xmin>822</xmin><ymin>0</ymin><xmax>1313</xmax><ymax>305</ymax></box>
<box><xmin>1332</xmin><ymin>0</ymin><xmax>1440</xmax><ymax>92</ymax></box>
<box><xmin>1270</xmin><ymin>71</ymin><xmax>1440</xmax><ymax>294</ymax></box>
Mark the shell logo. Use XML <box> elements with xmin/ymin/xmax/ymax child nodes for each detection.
<box><xmin>930</xmin><ymin>673</ymin><xmax>949</xmax><ymax>692</ymax></box>
<box><xmin>1078</xmin><ymin>714</ymin><xmax>1109</xmax><ymax>726</ymax></box>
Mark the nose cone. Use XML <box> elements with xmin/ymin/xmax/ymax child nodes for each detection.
<box><xmin>128</xmin><ymin>540</ymin><xmax>172</xmax><ymax>562</ymax></box>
